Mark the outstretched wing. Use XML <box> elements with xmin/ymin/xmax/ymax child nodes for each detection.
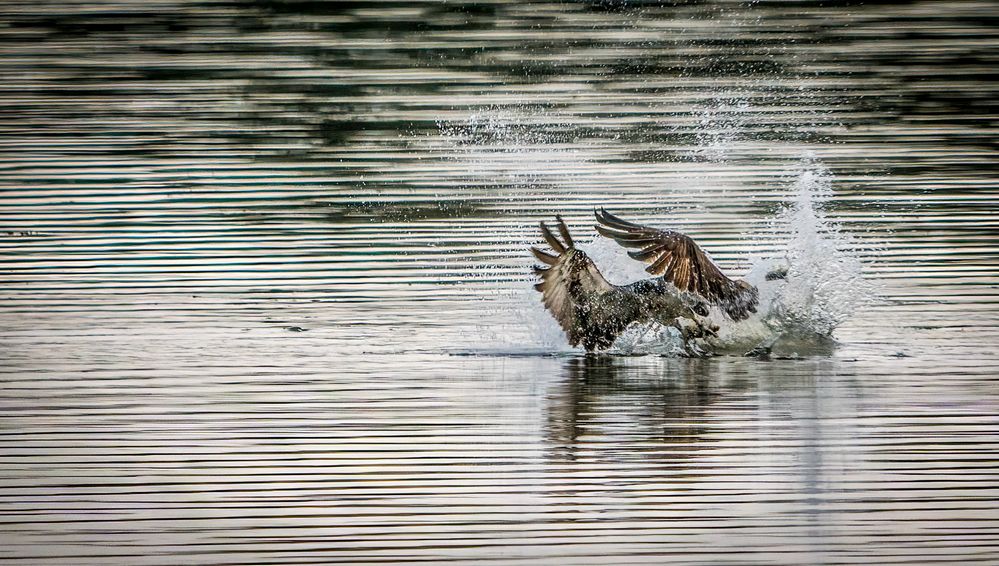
<box><xmin>531</xmin><ymin>216</ymin><xmax>638</xmax><ymax>351</ymax></box>
<box><xmin>594</xmin><ymin>209</ymin><xmax>757</xmax><ymax>320</ymax></box>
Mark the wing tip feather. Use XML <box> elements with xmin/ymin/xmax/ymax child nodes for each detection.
<box><xmin>539</xmin><ymin>221</ymin><xmax>566</xmax><ymax>254</ymax></box>
<box><xmin>530</xmin><ymin>246</ymin><xmax>558</xmax><ymax>265</ymax></box>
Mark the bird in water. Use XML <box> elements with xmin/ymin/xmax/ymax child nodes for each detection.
<box><xmin>530</xmin><ymin>209</ymin><xmax>761</xmax><ymax>353</ymax></box>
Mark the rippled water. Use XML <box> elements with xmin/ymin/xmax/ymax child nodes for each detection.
<box><xmin>2</xmin><ymin>1</ymin><xmax>998</xmax><ymax>564</ymax></box>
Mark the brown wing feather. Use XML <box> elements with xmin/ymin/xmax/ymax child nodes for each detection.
<box><xmin>594</xmin><ymin>209</ymin><xmax>758</xmax><ymax>320</ymax></box>
<box><xmin>530</xmin><ymin>217</ymin><xmax>638</xmax><ymax>351</ymax></box>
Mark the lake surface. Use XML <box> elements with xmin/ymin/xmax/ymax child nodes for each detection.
<box><xmin>1</xmin><ymin>1</ymin><xmax>998</xmax><ymax>564</ymax></box>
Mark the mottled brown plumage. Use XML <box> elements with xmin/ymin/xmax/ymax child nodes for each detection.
<box><xmin>594</xmin><ymin>209</ymin><xmax>758</xmax><ymax>321</ymax></box>
<box><xmin>530</xmin><ymin>211</ymin><xmax>757</xmax><ymax>352</ymax></box>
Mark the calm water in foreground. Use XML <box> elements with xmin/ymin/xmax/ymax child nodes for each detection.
<box><xmin>1</xmin><ymin>1</ymin><xmax>998</xmax><ymax>564</ymax></box>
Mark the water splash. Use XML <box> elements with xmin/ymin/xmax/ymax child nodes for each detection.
<box><xmin>481</xmin><ymin>159</ymin><xmax>875</xmax><ymax>357</ymax></box>
<box><xmin>745</xmin><ymin>159</ymin><xmax>877</xmax><ymax>339</ymax></box>
<box><xmin>611</xmin><ymin>323</ymin><xmax>696</xmax><ymax>357</ymax></box>
<box><xmin>434</xmin><ymin>107</ymin><xmax>585</xmax><ymax>192</ymax></box>
<box><xmin>690</xmin><ymin>95</ymin><xmax>753</xmax><ymax>163</ymax></box>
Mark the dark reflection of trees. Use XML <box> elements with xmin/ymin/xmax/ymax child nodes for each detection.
<box><xmin>9</xmin><ymin>0</ymin><xmax>993</xmax><ymax>168</ymax></box>
<box><xmin>6</xmin><ymin>0</ymin><xmax>995</xmax><ymax>230</ymax></box>
<box><xmin>545</xmin><ymin>356</ymin><xmax>749</xmax><ymax>466</ymax></box>
<box><xmin>8</xmin><ymin>0</ymin><xmax>993</xmax><ymax>153</ymax></box>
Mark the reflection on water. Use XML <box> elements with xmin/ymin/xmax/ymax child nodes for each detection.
<box><xmin>1</xmin><ymin>0</ymin><xmax>998</xmax><ymax>564</ymax></box>
<box><xmin>547</xmin><ymin>357</ymin><xmax>731</xmax><ymax>463</ymax></box>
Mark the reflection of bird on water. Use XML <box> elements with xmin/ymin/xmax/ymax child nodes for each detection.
<box><xmin>531</xmin><ymin>209</ymin><xmax>765</xmax><ymax>353</ymax></box>
<box><xmin>546</xmin><ymin>356</ymin><xmax>739</xmax><ymax>464</ymax></box>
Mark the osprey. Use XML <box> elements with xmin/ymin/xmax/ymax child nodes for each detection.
<box><xmin>531</xmin><ymin>209</ymin><xmax>760</xmax><ymax>352</ymax></box>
